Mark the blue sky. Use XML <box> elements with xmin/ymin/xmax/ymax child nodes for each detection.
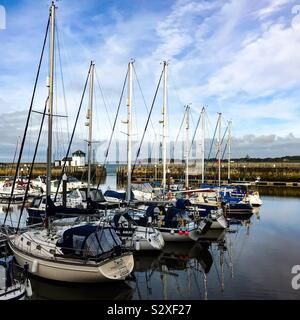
<box><xmin>0</xmin><ymin>0</ymin><xmax>300</xmax><ymax>162</ymax></box>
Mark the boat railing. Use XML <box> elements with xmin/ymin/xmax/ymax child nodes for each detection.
<box><xmin>15</xmin><ymin>231</ymin><xmax>127</xmax><ymax>263</ymax></box>
<box><xmin>0</xmin><ymin>280</ymin><xmax>23</xmax><ymax>295</ymax></box>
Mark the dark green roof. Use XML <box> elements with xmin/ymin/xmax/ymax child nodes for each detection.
<box><xmin>72</xmin><ymin>150</ymin><xmax>86</xmax><ymax>156</ymax></box>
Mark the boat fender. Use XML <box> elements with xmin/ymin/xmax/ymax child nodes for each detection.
<box><xmin>170</xmin><ymin>229</ymin><xmax>175</xmax><ymax>235</ymax></box>
<box><xmin>148</xmin><ymin>216</ymin><xmax>152</xmax><ymax>224</ymax></box>
<box><xmin>31</xmin><ymin>260</ymin><xmax>38</xmax><ymax>273</ymax></box>
<box><xmin>25</xmin><ymin>279</ymin><xmax>33</xmax><ymax>297</ymax></box>
<box><xmin>135</xmin><ymin>240</ymin><xmax>140</xmax><ymax>251</ymax></box>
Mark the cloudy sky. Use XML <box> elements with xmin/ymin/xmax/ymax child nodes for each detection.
<box><xmin>0</xmin><ymin>0</ymin><xmax>300</xmax><ymax>162</ymax></box>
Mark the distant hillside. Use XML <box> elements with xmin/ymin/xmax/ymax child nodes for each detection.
<box><xmin>112</xmin><ymin>155</ymin><xmax>300</xmax><ymax>164</ymax></box>
<box><xmin>230</xmin><ymin>155</ymin><xmax>300</xmax><ymax>162</ymax></box>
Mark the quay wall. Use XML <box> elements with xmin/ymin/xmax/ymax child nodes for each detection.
<box><xmin>117</xmin><ymin>162</ymin><xmax>300</xmax><ymax>185</ymax></box>
<box><xmin>0</xmin><ymin>163</ymin><xmax>106</xmax><ymax>180</ymax></box>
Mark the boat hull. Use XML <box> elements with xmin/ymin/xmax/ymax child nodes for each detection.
<box><xmin>131</xmin><ymin>231</ymin><xmax>164</xmax><ymax>251</ymax></box>
<box><xmin>127</xmin><ymin>237</ymin><xmax>164</xmax><ymax>251</ymax></box>
<box><xmin>158</xmin><ymin>228</ymin><xmax>198</xmax><ymax>242</ymax></box>
<box><xmin>210</xmin><ymin>220</ymin><xmax>225</xmax><ymax>229</ymax></box>
<box><xmin>9</xmin><ymin>241</ymin><xmax>134</xmax><ymax>283</ymax></box>
<box><xmin>114</xmin><ymin>226</ymin><xmax>165</xmax><ymax>251</ymax></box>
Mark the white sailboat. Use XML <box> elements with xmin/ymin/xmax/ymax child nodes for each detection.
<box><xmin>105</xmin><ymin>61</ymin><xmax>164</xmax><ymax>251</ymax></box>
<box><xmin>8</xmin><ymin>2</ymin><xmax>134</xmax><ymax>283</ymax></box>
<box><xmin>0</xmin><ymin>177</ymin><xmax>26</xmax><ymax>203</ymax></box>
<box><xmin>0</xmin><ymin>255</ymin><xmax>32</xmax><ymax>300</ymax></box>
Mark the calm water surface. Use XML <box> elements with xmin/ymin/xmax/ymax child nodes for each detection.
<box><xmin>1</xmin><ymin>174</ymin><xmax>300</xmax><ymax>300</ymax></box>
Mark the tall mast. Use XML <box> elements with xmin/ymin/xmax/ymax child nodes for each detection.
<box><xmin>162</xmin><ymin>61</ymin><xmax>168</xmax><ymax>193</ymax></box>
<box><xmin>217</xmin><ymin>113</ymin><xmax>222</xmax><ymax>187</ymax></box>
<box><xmin>46</xmin><ymin>1</ymin><xmax>55</xmax><ymax>230</ymax></box>
<box><xmin>228</xmin><ymin>120</ymin><xmax>232</xmax><ymax>183</ymax></box>
<box><xmin>87</xmin><ymin>61</ymin><xmax>94</xmax><ymax>199</ymax></box>
<box><xmin>185</xmin><ymin>105</ymin><xmax>190</xmax><ymax>189</ymax></box>
<box><xmin>126</xmin><ymin>61</ymin><xmax>133</xmax><ymax>202</ymax></box>
<box><xmin>201</xmin><ymin>107</ymin><xmax>205</xmax><ymax>184</ymax></box>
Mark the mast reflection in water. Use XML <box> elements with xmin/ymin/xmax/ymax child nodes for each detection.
<box><xmin>2</xmin><ymin>173</ymin><xmax>300</xmax><ymax>299</ymax></box>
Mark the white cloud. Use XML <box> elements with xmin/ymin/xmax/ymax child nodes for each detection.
<box><xmin>257</xmin><ymin>0</ymin><xmax>295</xmax><ymax>20</ymax></box>
<box><xmin>206</xmin><ymin>18</ymin><xmax>300</xmax><ymax>99</ymax></box>
<box><xmin>1</xmin><ymin>0</ymin><xmax>300</xmax><ymax>161</ymax></box>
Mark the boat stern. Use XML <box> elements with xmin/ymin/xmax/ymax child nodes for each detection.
<box><xmin>98</xmin><ymin>253</ymin><xmax>134</xmax><ymax>280</ymax></box>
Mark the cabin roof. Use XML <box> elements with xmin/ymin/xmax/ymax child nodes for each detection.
<box><xmin>72</xmin><ymin>150</ymin><xmax>86</xmax><ymax>157</ymax></box>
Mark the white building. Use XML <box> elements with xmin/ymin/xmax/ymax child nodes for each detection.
<box><xmin>61</xmin><ymin>157</ymin><xmax>72</xmax><ymax>167</ymax></box>
<box><xmin>71</xmin><ymin>150</ymin><xmax>86</xmax><ymax>167</ymax></box>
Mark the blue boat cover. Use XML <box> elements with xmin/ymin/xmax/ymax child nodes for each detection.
<box><xmin>145</xmin><ymin>205</ymin><xmax>160</xmax><ymax>219</ymax></box>
<box><xmin>163</xmin><ymin>207</ymin><xmax>184</xmax><ymax>228</ymax></box>
<box><xmin>112</xmin><ymin>211</ymin><xmax>133</xmax><ymax>227</ymax></box>
<box><xmin>104</xmin><ymin>190</ymin><xmax>135</xmax><ymax>201</ymax></box>
<box><xmin>56</xmin><ymin>225</ymin><xmax>122</xmax><ymax>257</ymax></box>
<box><xmin>175</xmin><ymin>198</ymin><xmax>191</xmax><ymax>209</ymax></box>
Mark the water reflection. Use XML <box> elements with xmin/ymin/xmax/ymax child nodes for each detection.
<box><xmin>2</xmin><ymin>188</ymin><xmax>300</xmax><ymax>299</ymax></box>
<box><xmin>29</xmin><ymin>276</ymin><xmax>134</xmax><ymax>300</ymax></box>
<box><xmin>131</xmin><ymin>229</ymin><xmax>229</xmax><ymax>300</ymax></box>
<box><xmin>2</xmin><ymin>209</ymin><xmax>261</xmax><ymax>300</ymax></box>
<box><xmin>252</xmin><ymin>207</ymin><xmax>261</xmax><ymax>221</ymax></box>
<box><xmin>0</xmin><ymin>203</ymin><xmax>28</xmax><ymax>228</ymax></box>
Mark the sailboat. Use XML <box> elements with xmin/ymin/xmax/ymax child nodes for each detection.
<box><xmin>8</xmin><ymin>2</ymin><xmax>134</xmax><ymax>283</ymax></box>
<box><xmin>0</xmin><ymin>255</ymin><xmax>32</xmax><ymax>300</ymax></box>
<box><xmin>0</xmin><ymin>233</ymin><xmax>32</xmax><ymax>300</ymax></box>
<box><xmin>99</xmin><ymin>61</ymin><xmax>164</xmax><ymax>251</ymax></box>
<box><xmin>166</xmin><ymin>108</ymin><xmax>228</xmax><ymax>230</ymax></box>
<box><xmin>100</xmin><ymin>207</ymin><xmax>165</xmax><ymax>251</ymax></box>
<box><xmin>0</xmin><ymin>181</ymin><xmax>25</xmax><ymax>203</ymax></box>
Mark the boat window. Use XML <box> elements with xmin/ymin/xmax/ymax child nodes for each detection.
<box><xmin>180</xmin><ymin>211</ymin><xmax>189</xmax><ymax>219</ymax></box>
<box><xmin>97</xmin><ymin>228</ymin><xmax>119</xmax><ymax>252</ymax></box>
<box><xmin>0</xmin><ymin>266</ymin><xmax>6</xmax><ymax>289</ymax></box>
<box><xmin>36</xmin><ymin>245</ymin><xmax>41</xmax><ymax>250</ymax></box>
<box><xmin>109</xmin><ymin>228</ymin><xmax>122</xmax><ymax>246</ymax></box>
<box><xmin>52</xmin><ymin>181</ymin><xmax>59</xmax><ymax>188</ymax></box>
<box><xmin>90</xmin><ymin>190</ymin><xmax>103</xmax><ymax>202</ymax></box>
<box><xmin>72</xmin><ymin>235</ymin><xmax>86</xmax><ymax>255</ymax></box>
<box><xmin>32</xmin><ymin>198</ymin><xmax>42</xmax><ymax>208</ymax></box>
<box><xmin>42</xmin><ymin>198</ymin><xmax>46</xmax><ymax>204</ymax></box>
<box><xmin>69</xmin><ymin>190</ymin><xmax>80</xmax><ymax>199</ymax></box>
<box><xmin>27</xmin><ymin>241</ymin><xmax>31</xmax><ymax>246</ymax></box>
<box><xmin>68</xmin><ymin>177</ymin><xmax>78</xmax><ymax>182</ymax></box>
<box><xmin>79</xmin><ymin>190</ymin><xmax>87</xmax><ymax>201</ymax></box>
<box><xmin>85</xmin><ymin>233</ymin><xmax>103</xmax><ymax>257</ymax></box>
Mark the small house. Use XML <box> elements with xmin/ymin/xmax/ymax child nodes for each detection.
<box><xmin>71</xmin><ymin>150</ymin><xmax>86</xmax><ymax>166</ymax></box>
<box><xmin>61</xmin><ymin>156</ymin><xmax>72</xmax><ymax>167</ymax></box>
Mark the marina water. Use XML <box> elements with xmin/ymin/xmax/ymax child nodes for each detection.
<box><xmin>1</xmin><ymin>169</ymin><xmax>300</xmax><ymax>299</ymax></box>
